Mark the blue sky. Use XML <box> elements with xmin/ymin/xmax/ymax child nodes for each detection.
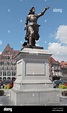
<box><xmin>0</xmin><ymin>0</ymin><xmax>67</xmax><ymax>61</ymax></box>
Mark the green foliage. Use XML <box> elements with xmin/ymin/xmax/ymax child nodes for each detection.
<box><xmin>58</xmin><ymin>84</ymin><xmax>67</xmax><ymax>89</ymax></box>
<box><xmin>4</xmin><ymin>84</ymin><xmax>10</xmax><ymax>89</ymax></box>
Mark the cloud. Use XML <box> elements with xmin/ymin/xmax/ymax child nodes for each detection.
<box><xmin>55</xmin><ymin>25</ymin><xmax>67</xmax><ymax>44</ymax></box>
<box><xmin>48</xmin><ymin>25</ymin><xmax>67</xmax><ymax>61</ymax></box>
<box><xmin>48</xmin><ymin>42</ymin><xmax>67</xmax><ymax>61</ymax></box>
<box><xmin>53</xmin><ymin>8</ymin><xmax>62</xmax><ymax>13</ymax></box>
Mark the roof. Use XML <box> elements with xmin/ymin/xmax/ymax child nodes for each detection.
<box><xmin>60</xmin><ymin>61</ymin><xmax>67</xmax><ymax>68</ymax></box>
<box><xmin>48</xmin><ymin>57</ymin><xmax>59</xmax><ymax>64</ymax></box>
<box><xmin>0</xmin><ymin>44</ymin><xmax>19</xmax><ymax>60</ymax></box>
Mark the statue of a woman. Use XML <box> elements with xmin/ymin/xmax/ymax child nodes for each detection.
<box><xmin>23</xmin><ymin>6</ymin><xmax>49</xmax><ymax>47</ymax></box>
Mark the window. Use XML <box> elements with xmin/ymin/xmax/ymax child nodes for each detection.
<box><xmin>8</xmin><ymin>56</ymin><xmax>10</xmax><ymax>60</ymax></box>
<box><xmin>7</xmin><ymin>71</ymin><xmax>11</xmax><ymax>76</ymax></box>
<box><xmin>6</xmin><ymin>50</ymin><xmax>10</xmax><ymax>54</ymax></box>
<box><xmin>0</xmin><ymin>62</ymin><xmax>4</xmax><ymax>65</ymax></box>
<box><xmin>7</xmin><ymin>77</ymin><xmax>11</xmax><ymax>80</ymax></box>
<box><xmin>2</xmin><ymin>67</ymin><xmax>4</xmax><ymax>70</ymax></box>
<box><xmin>0</xmin><ymin>77</ymin><xmax>2</xmax><ymax>80</ymax></box>
<box><xmin>12</xmin><ymin>61</ymin><xmax>16</xmax><ymax>65</ymax></box>
<box><xmin>8</xmin><ymin>66</ymin><xmax>11</xmax><ymax>70</ymax></box>
<box><xmin>7</xmin><ymin>62</ymin><xmax>10</xmax><ymax>65</ymax></box>
<box><xmin>3</xmin><ymin>72</ymin><xmax>6</xmax><ymax>76</ymax></box>
<box><xmin>12</xmin><ymin>77</ymin><xmax>16</xmax><ymax>81</ymax></box>
<box><xmin>3</xmin><ymin>77</ymin><xmax>6</xmax><ymax>81</ymax></box>
<box><xmin>12</xmin><ymin>72</ymin><xmax>16</xmax><ymax>76</ymax></box>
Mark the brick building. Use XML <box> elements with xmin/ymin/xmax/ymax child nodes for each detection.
<box><xmin>0</xmin><ymin>44</ymin><xmax>19</xmax><ymax>81</ymax></box>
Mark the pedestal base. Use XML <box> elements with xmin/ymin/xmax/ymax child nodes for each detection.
<box><xmin>10</xmin><ymin>88</ymin><xmax>60</xmax><ymax>105</ymax></box>
<box><xmin>10</xmin><ymin>48</ymin><xmax>59</xmax><ymax>105</ymax></box>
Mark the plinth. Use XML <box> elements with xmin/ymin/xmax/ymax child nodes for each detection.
<box><xmin>10</xmin><ymin>48</ymin><xmax>60</xmax><ymax>105</ymax></box>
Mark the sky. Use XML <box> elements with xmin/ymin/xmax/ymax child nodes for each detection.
<box><xmin>0</xmin><ymin>0</ymin><xmax>67</xmax><ymax>61</ymax></box>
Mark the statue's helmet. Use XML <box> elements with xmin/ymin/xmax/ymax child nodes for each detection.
<box><xmin>30</xmin><ymin>7</ymin><xmax>35</xmax><ymax>12</ymax></box>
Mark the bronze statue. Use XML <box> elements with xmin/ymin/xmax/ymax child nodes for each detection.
<box><xmin>23</xmin><ymin>6</ymin><xmax>50</xmax><ymax>47</ymax></box>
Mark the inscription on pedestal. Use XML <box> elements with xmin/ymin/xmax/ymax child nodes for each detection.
<box><xmin>26</xmin><ymin>62</ymin><xmax>46</xmax><ymax>76</ymax></box>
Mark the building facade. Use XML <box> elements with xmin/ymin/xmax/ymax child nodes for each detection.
<box><xmin>0</xmin><ymin>44</ymin><xmax>19</xmax><ymax>81</ymax></box>
<box><xmin>49</xmin><ymin>57</ymin><xmax>62</xmax><ymax>81</ymax></box>
<box><xmin>0</xmin><ymin>44</ymin><xmax>67</xmax><ymax>82</ymax></box>
<box><xmin>60</xmin><ymin>61</ymin><xmax>67</xmax><ymax>81</ymax></box>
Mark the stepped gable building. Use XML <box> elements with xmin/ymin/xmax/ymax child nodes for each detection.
<box><xmin>0</xmin><ymin>44</ymin><xmax>19</xmax><ymax>81</ymax></box>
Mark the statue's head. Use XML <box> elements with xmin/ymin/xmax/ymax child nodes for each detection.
<box><xmin>29</xmin><ymin>7</ymin><xmax>35</xmax><ymax>14</ymax></box>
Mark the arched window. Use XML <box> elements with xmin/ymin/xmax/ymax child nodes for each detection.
<box><xmin>3</xmin><ymin>77</ymin><xmax>6</xmax><ymax>81</ymax></box>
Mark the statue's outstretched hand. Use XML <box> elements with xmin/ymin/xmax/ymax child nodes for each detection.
<box><xmin>45</xmin><ymin>6</ymin><xmax>50</xmax><ymax>10</ymax></box>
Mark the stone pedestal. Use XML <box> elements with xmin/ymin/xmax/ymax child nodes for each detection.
<box><xmin>10</xmin><ymin>48</ymin><xmax>60</xmax><ymax>105</ymax></box>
